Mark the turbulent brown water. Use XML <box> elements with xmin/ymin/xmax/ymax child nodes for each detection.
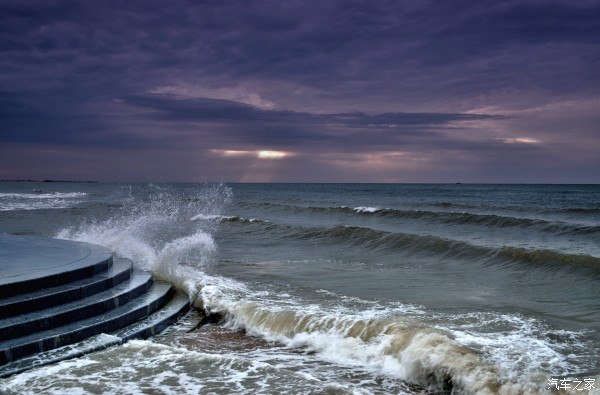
<box><xmin>1</xmin><ymin>183</ymin><xmax>599</xmax><ymax>394</ymax></box>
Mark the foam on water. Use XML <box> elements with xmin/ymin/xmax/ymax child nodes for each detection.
<box><xmin>354</xmin><ymin>206</ymin><xmax>381</xmax><ymax>213</ymax></box>
<box><xmin>0</xmin><ymin>192</ymin><xmax>88</xmax><ymax>199</ymax></box>
<box><xmin>0</xmin><ymin>340</ymin><xmax>341</xmax><ymax>395</ymax></box>
<box><xmin>190</xmin><ymin>213</ymin><xmax>235</xmax><ymax>221</ymax></box>
<box><xmin>438</xmin><ymin>315</ymin><xmax>583</xmax><ymax>374</ymax></box>
<box><xmin>0</xmin><ymin>192</ymin><xmax>88</xmax><ymax>211</ymax></box>
<box><xmin>191</xmin><ymin>213</ymin><xmax>265</xmax><ymax>223</ymax></box>
<box><xmin>193</xmin><ymin>272</ymin><xmax>587</xmax><ymax>394</ymax></box>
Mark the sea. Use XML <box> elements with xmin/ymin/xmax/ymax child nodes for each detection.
<box><xmin>0</xmin><ymin>182</ymin><xmax>599</xmax><ymax>394</ymax></box>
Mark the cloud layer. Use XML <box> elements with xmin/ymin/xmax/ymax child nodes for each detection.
<box><xmin>1</xmin><ymin>0</ymin><xmax>599</xmax><ymax>182</ymax></box>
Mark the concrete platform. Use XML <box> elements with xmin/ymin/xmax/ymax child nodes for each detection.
<box><xmin>0</xmin><ymin>234</ymin><xmax>190</xmax><ymax>375</ymax></box>
<box><xmin>0</xmin><ymin>235</ymin><xmax>112</xmax><ymax>298</ymax></box>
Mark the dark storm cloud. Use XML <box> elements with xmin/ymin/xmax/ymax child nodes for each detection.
<box><xmin>0</xmin><ymin>0</ymin><xmax>599</xmax><ymax>181</ymax></box>
<box><xmin>0</xmin><ymin>91</ymin><xmax>155</xmax><ymax>148</ymax></box>
<box><xmin>121</xmin><ymin>93</ymin><xmax>509</xmax><ymax>153</ymax></box>
<box><xmin>2</xmin><ymin>0</ymin><xmax>599</xmax><ymax>98</ymax></box>
<box><xmin>126</xmin><ymin>94</ymin><xmax>497</xmax><ymax>127</ymax></box>
<box><xmin>0</xmin><ymin>88</ymin><xmax>499</xmax><ymax>152</ymax></box>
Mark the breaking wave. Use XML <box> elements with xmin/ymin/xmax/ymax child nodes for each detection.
<box><xmin>191</xmin><ymin>213</ymin><xmax>267</xmax><ymax>224</ymax></box>
<box><xmin>194</xmin><ymin>273</ymin><xmax>574</xmax><ymax>394</ymax></box>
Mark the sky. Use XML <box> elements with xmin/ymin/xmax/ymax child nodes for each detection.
<box><xmin>1</xmin><ymin>0</ymin><xmax>599</xmax><ymax>183</ymax></box>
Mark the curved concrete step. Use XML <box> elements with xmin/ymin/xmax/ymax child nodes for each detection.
<box><xmin>0</xmin><ymin>272</ymin><xmax>152</xmax><ymax>341</ymax></box>
<box><xmin>113</xmin><ymin>291</ymin><xmax>190</xmax><ymax>341</ymax></box>
<box><xmin>0</xmin><ymin>297</ymin><xmax>192</xmax><ymax>378</ymax></box>
<box><xmin>0</xmin><ymin>236</ymin><xmax>113</xmax><ymax>298</ymax></box>
<box><xmin>0</xmin><ymin>281</ymin><xmax>174</xmax><ymax>364</ymax></box>
<box><xmin>0</xmin><ymin>333</ymin><xmax>122</xmax><ymax>378</ymax></box>
<box><xmin>0</xmin><ymin>257</ymin><xmax>132</xmax><ymax>317</ymax></box>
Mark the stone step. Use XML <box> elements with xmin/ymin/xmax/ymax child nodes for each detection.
<box><xmin>0</xmin><ymin>271</ymin><xmax>152</xmax><ymax>341</ymax></box>
<box><xmin>113</xmin><ymin>290</ymin><xmax>190</xmax><ymax>341</ymax></box>
<box><xmin>0</xmin><ymin>257</ymin><xmax>132</xmax><ymax>317</ymax></box>
<box><xmin>0</xmin><ymin>281</ymin><xmax>173</xmax><ymax>364</ymax></box>
<box><xmin>0</xmin><ymin>236</ymin><xmax>113</xmax><ymax>298</ymax></box>
<box><xmin>0</xmin><ymin>333</ymin><xmax>122</xmax><ymax>378</ymax></box>
<box><xmin>0</xmin><ymin>296</ymin><xmax>192</xmax><ymax>378</ymax></box>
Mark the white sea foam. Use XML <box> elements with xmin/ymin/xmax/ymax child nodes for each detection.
<box><xmin>354</xmin><ymin>206</ymin><xmax>381</xmax><ymax>213</ymax></box>
<box><xmin>0</xmin><ymin>201</ymin><xmax>83</xmax><ymax>211</ymax></box>
<box><xmin>190</xmin><ymin>213</ymin><xmax>265</xmax><ymax>223</ymax></box>
<box><xmin>0</xmin><ymin>192</ymin><xmax>88</xmax><ymax>199</ymax></box>
<box><xmin>0</xmin><ymin>340</ymin><xmax>288</xmax><ymax>395</ymax></box>
<box><xmin>0</xmin><ymin>192</ymin><xmax>88</xmax><ymax>211</ymax></box>
<box><xmin>190</xmin><ymin>213</ymin><xmax>234</xmax><ymax>221</ymax></box>
<box><xmin>1</xmin><ymin>337</ymin><xmax>404</xmax><ymax>394</ymax></box>
<box><xmin>434</xmin><ymin>312</ymin><xmax>588</xmax><ymax>382</ymax></box>
<box><xmin>194</xmin><ymin>275</ymin><xmax>558</xmax><ymax>394</ymax></box>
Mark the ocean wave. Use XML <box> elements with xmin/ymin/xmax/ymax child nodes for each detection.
<box><xmin>353</xmin><ymin>206</ymin><xmax>381</xmax><ymax>213</ymax></box>
<box><xmin>0</xmin><ymin>192</ymin><xmax>88</xmax><ymax>199</ymax></box>
<box><xmin>234</xmin><ymin>222</ymin><xmax>600</xmax><ymax>273</ymax></box>
<box><xmin>191</xmin><ymin>214</ymin><xmax>267</xmax><ymax>224</ymax></box>
<box><xmin>195</xmin><ymin>274</ymin><xmax>564</xmax><ymax>394</ymax></box>
<box><xmin>555</xmin><ymin>207</ymin><xmax>600</xmax><ymax>214</ymax></box>
<box><xmin>0</xmin><ymin>192</ymin><xmax>88</xmax><ymax>211</ymax></box>
<box><xmin>237</xmin><ymin>201</ymin><xmax>600</xmax><ymax>236</ymax></box>
<box><xmin>431</xmin><ymin>312</ymin><xmax>590</xmax><ymax>382</ymax></box>
<box><xmin>0</xmin><ymin>200</ymin><xmax>85</xmax><ymax>211</ymax></box>
<box><xmin>364</xmin><ymin>207</ymin><xmax>600</xmax><ymax>235</ymax></box>
<box><xmin>431</xmin><ymin>201</ymin><xmax>480</xmax><ymax>209</ymax></box>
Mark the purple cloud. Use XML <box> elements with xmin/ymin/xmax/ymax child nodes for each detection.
<box><xmin>0</xmin><ymin>0</ymin><xmax>599</xmax><ymax>182</ymax></box>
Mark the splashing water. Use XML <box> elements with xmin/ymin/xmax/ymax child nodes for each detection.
<box><xmin>56</xmin><ymin>183</ymin><xmax>231</xmax><ymax>297</ymax></box>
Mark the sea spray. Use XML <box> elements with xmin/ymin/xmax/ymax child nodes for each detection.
<box><xmin>56</xmin><ymin>183</ymin><xmax>231</xmax><ymax>297</ymax></box>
